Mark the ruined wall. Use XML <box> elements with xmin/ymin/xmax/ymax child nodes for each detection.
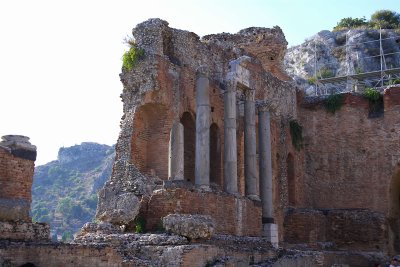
<box><xmin>141</xmin><ymin>187</ymin><xmax>262</xmax><ymax>236</ymax></box>
<box><xmin>0</xmin><ymin>135</ymin><xmax>37</xmax><ymax>222</ymax></box>
<box><xmin>97</xmin><ymin>19</ymin><xmax>296</xmax><ymax>231</ymax></box>
<box><xmin>284</xmin><ymin>208</ymin><xmax>387</xmax><ymax>251</ymax></box>
<box><xmin>296</xmin><ymin>88</ymin><xmax>400</xmax><ymax>212</ymax></box>
<box><xmin>0</xmin><ymin>244</ymin><xmax>127</xmax><ymax>267</ymax></box>
<box><xmin>282</xmin><ymin>87</ymin><xmax>400</xmax><ymax>252</ymax></box>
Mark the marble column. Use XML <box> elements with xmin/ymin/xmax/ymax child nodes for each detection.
<box><xmin>244</xmin><ymin>89</ymin><xmax>259</xmax><ymax>200</ymax></box>
<box><xmin>258</xmin><ymin>106</ymin><xmax>278</xmax><ymax>247</ymax></box>
<box><xmin>224</xmin><ymin>80</ymin><xmax>238</xmax><ymax>194</ymax></box>
<box><xmin>168</xmin><ymin>121</ymin><xmax>184</xmax><ymax>180</ymax></box>
<box><xmin>195</xmin><ymin>66</ymin><xmax>210</xmax><ymax>187</ymax></box>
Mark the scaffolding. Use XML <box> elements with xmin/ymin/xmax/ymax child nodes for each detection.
<box><xmin>313</xmin><ymin>28</ymin><xmax>400</xmax><ymax>95</ymax></box>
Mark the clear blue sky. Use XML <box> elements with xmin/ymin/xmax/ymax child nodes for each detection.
<box><xmin>0</xmin><ymin>0</ymin><xmax>398</xmax><ymax>165</ymax></box>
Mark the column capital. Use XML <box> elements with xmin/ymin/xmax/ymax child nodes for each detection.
<box><xmin>196</xmin><ymin>65</ymin><xmax>209</xmax><ymax>78</ymax></box>
<box><xmin>256</xmin><ymin>100</ymin><xmax>273</xmax><ymax>113</ymax></box>
<box><xmin>243</xmin><ymin>89</ymin><xmax>255</xmax><ymax>101</ymax></box>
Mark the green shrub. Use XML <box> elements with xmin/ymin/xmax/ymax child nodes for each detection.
<box><xmin>333</xmin><ymin>17</ymin><xmax>368</xmax><ymax>31</ymax></box>
<box><xmin>363</xmin><ymin>88</ymin><xmax>384</xmax><ymax>115</ymax></box>
<box><xmin>323</xmin><ymin>94</ymin><xmax>345</xmax><ymax>114</ymax></box>
<box><xmin>289</xmin><ymin>120</ymin><xmax>304</xmax><ymax>151</ymax></box>
<box><xmin>122</xmin><ymin>45</ymin><xmax>145</xmax><ymax>71</ymax></box>
<box><xmin>134</xmin><ymin>216</ymin><xmax>146</xmax><ymax>233</ymax></box>
<box><xmin>317</xmin><ymin>68</ymin><xmax>334</xmax><ymax>79</ymax></box>
<box><xmin>307</xmin><ymin>77</ymin><xmax>317</xmax><ymax>85</ymax></box>
<box><xmin>388</xmin><ymin>78</ymin><xmax>400</xmax><ymax>85</ymax></box>
<box><xmin>369</xmin><ymin>10</ymin><xmax>400</xmax><ymax>29</ymax></box>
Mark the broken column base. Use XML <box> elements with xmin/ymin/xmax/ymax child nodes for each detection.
<box><xmin>263</xmin><ymin>223</ymin><xmax>279</xmax><ymax>248</ymax></box>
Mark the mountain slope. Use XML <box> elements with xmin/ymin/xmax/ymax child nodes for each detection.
<box><xmin>31</xmin><ymin>142</ymin><xmax>115</xmax><ymax>240</ymax></box>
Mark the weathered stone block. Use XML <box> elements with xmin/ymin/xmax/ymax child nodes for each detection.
<box><xmin>96</xmin><ymin>185</ymin><xmax>140</xmax><ymax>225</ymax></box>
<box><xmin>163</xmin><ymin>214</ymin><xmax>215</xmax><ymax>239</ymax></box>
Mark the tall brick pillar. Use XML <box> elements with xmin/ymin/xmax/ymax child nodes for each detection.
<box><xmin>0</xmin><ymin>135</ymin><xmax>37</xmax><ymax>222</ymax></box>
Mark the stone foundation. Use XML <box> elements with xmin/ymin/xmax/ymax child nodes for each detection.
<box><xmin>141</xmin><ymin>187</ymin><xmax>262</xmax><ymax>236</ymax></box>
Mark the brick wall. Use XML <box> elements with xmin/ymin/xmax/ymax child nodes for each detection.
<box><xmin>297</xmin><ymin>90</ymin><xmax>400</xmax><ymax>212</ymax></box>
<box><xmin>0</xmin><ymin>244</ymin><xmax>127</xmax><ymax>267</ymax></box>
<box><xmin>141</xmin><ymin>188</ymin><xmax>262</xmax><ymax>236</ymax></box>
<box><xmin>284</xmin><ymin>208</ymin><xmax>387</xmax><ymax>251</ymax></box>
<box><xmin>0</xmin><ymin>147</ymin><xmax>34</xmax><ymax>202</ymax></box>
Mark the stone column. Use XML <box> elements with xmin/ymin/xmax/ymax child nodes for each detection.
<box><xmin>258</xmin><ymin>107</ymin><xmax>278</xmax><ymax>247</ymax></box>
<box><xmin>195</xmin><ymin>66</ymin><xmax>210</xmax><ymax>187</ymax></box>
<box><xmin>224</xmin><ymin>80</ymin><xmax>238</xmax><ymax>194</ymax></box>
<box><xmin>244</xmin><ymin>89</ymin><xmax>259</xmax><ymax>200</ymax></box>
<box><xmin>168</xmin><ymin>121</ymin><xmax>184</xmax><ymax>180</ymax></box>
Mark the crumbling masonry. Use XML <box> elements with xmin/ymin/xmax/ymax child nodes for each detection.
<box><xmin>2</xmin><ymin>18</ymin><xmax>400</xmax><ymax>266</ymax></box>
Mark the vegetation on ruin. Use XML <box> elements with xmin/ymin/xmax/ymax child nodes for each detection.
<box><xmin>122</xmin><ymin>44</ymin><xmax>145</xmax><ymax>71</ymax></box>
<box><xmin>317</xmin><ymin>67</ymin><xmax>334</xmax><ymax>79</ymax></box>
<box><xmin>307</xmin><ymin>77</ymin><xmax>317</xmax><ymax>85</ymax></box>
<box><xmin>363</xmin><ymin>88</ymin><xmax>384</xmax><ymax>115</ymax></box>
<box><xmin>333</xmin><ymin>10</ymin><xmax>400</xmax><ymax>31</ymax></box>
<box><xmin>289</xmin><ymin>119</ymin><xmax>304</xmax><ymax>151</ymax></box>
<box><xmin>323</xmin><ymin>93</ymin><xmax>345</xmax><ymax>114</ymax></box>
<box><xmin>134</xmin><ymin>216</ymin><xmax>146</xmax><ymax>233</ymax></box>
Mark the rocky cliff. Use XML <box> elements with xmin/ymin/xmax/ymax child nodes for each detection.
<box><xmin>284</xmin><ymin>29</ymin><xmax>400</xmax><ymax>95</ymax></box>
<box><xmin>32</xmin><ymin>142</ymin><xmax>115</xmax><ymax>240</ymax></box>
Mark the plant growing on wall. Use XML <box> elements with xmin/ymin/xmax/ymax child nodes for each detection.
<box><xmin>133</xmin><ymin>216</ymin><xmax>146</xmax><ymax>233</ymax></box>
<box><xmin>323</xmin><ymin>93</ymin><xmax>345</xmax><ymax>114</ymax></box>
<box><xmin>289</xmin><ymin>119</ymin><xmax>303</xmax><ymax>151</ymax></box>
<box><xmin>363</xmin><ymin>87</ymin><xmax>384</xmax><ymax>115</ymax></box>
<box><xmin>122</xmin><ymin>45</ymin><xmax>145</xmax><ymax>71</ymax></box>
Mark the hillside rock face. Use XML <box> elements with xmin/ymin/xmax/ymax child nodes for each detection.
<box><xmin>32</xmin><ymin>142</ymin><xmax>115</xmax><ymax>239</ymax></box>
<box><xmin>284</xmin><ymin>29</ymin><xmax>400</xmax><ymax>95</ymax></box>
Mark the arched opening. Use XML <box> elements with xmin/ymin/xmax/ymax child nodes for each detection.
<box><xmin>287</xmin><ymin>153</ymin><xmax>296</xmax><ymax>206</ymax></box>
<box><xmin>20</xmin><ymin>263</ymin><xmax>37</xmax><ymax>267</ymax></box>
<box><xmin>210</xmin><ymin>123</ymin><xmax>222</xmax><ymax>187</ymax></box>
<box><xmin>131</xmin><ymin>104</ymin><xmax>170</xmax><ymax>179</ymax></box>
<box><xmin>388</xmin><ymin>167</ymin><xmax>400</xmax><ymax>254</ymax></box>
<box><xmin>180</xmin><ymin>112</ymin><xmax>195</xmax><ymax>183</ymax></box>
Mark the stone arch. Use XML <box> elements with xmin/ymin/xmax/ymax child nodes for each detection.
<box><xmin>180</xmin><ymin>112</ymin><xmax>195</xmax><ymax>183</ymax></box>
<box><xmin>388</xmin><ymin>165</ymin><xmax>400</xmax><ymax>254</ymax></box>
<box><xmin>210</xmin><ymin>123</ymin><xmax>222</xmax><ymax>187</ymax></box>
<box><xmin>287</xmin><ymin>153</ymin><xmax>296</xmax><ymax>206</ymax></box>
<box><xmin>131</xmin><ymin>104</ymin><xmax>170</xmax><ymax>179</ymax></box>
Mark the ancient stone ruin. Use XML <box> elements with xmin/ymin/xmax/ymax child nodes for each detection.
<box><xmin>1</xmin><ymin>18</ymin><xmax>400</xmax><ymax>266</ymax></box>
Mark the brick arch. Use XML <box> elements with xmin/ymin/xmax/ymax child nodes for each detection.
<box><xmin>388</xmin><ymin>164</ymin><xmax>400</xmax><ymax>254</ymax></box>
<box><xmin>210</xmin><ymin>123</ymin><xmax>222</xmax><ymax>187</ymax></box>
<box><xmin>180</xmin><ymin>112</ymin><xmax>195</xmax><ymax>183</ymax></box>
<box><xmin>131</xmin><ymin>104</ymin><xmax>171</xmax><ymax>179</ymax></box>
<box><xmin>287</xmin><ymin>153</ymin><xmax>295</xmax><ymax>206</ymax></box>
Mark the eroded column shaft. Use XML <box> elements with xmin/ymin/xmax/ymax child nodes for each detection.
<box><xmin>258</xmin><ymin>110</ymin><xmax>273</xmax><ymax>220</ymax></box>
<box><xmin>244</xmin><ymin>91</ymin><xmax>258</xmax><ymax>199</ymax></box>
<box><xmin>224</xmin><ymin>81</ymin><xmax>238</xmax><ymax>194</ymax></box>
<box><xmin>168</xmin><ymin>122</ymin><xmax>184</xmax><ymax>180</ymax></box>
<box><xmin>195</xmin><ymin>69</ymin><xmax>210</xmax><ymax>186</ymax></box>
